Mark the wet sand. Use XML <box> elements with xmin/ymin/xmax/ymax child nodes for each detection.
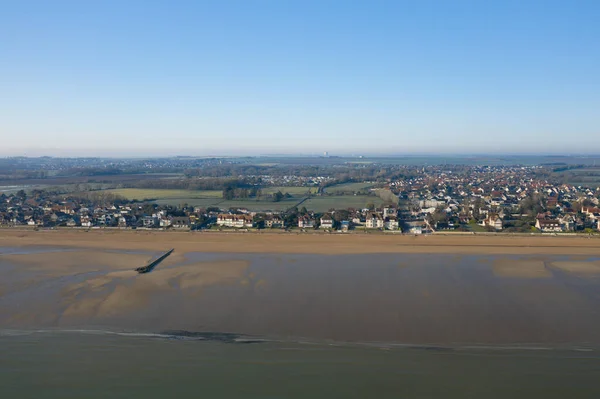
<box><xmin>2</xmin><ymin>246</ymin><xmax>600</xmax><ymax>345</ymax></box>
<box><xmin>2</xmin><ymin>229</ymin><xmax>600</xmax><ymax>255</ymax></box>
<box><xmin>492</xmin><ymin>259</ymin><xmax>552</xmax><ymax>278</ymax></box>
<box><xmin>550</xmin><ymin>260</ymin><xmax>600</xmax><ymax>276</ymax></box>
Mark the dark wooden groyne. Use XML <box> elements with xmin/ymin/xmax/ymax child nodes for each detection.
<box><xmin>135</xmin><ymin>248</ymin><xmax>174</xmax><ymax>274</ymax></box>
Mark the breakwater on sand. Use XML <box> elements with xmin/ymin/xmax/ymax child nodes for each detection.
<box><xmin>135</xmin><ymin>248</ymin><xmax>174</xmax><ymax>274</ymax></box>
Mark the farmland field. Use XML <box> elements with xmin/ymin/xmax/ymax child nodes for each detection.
<box><xmin>0</xmin><ymin>173</ymin><xmax>182</xmax><ymax>187</ymax></box>
<box><xmin>135</xmin><ymin>193</ymin><xmax>383</xmax><ymax>212</ymax></box>
<box><xmin>567</xmin><ymin>181</ymin><xmax>600</xmax><ymax>188</ymax></box>
<box><xmin>103</xmin><ymin>188</ymin><xmax>383</xmax><ymax>212</ymax></box>
<box><xmin>551</xmin><ymin>167</ymin><xmax>600</xmax><ymax>188</ymax></box>
<box><xmin>301</xmin><ymin>195</ymin><xmax>384</xmax><ymax>212</ymax></box>
<box><xmin>324</xmin><ymin>182</ymin><xmax>375</xmax><ymax>193</ymax></box>
<box><xmin>154</xmin><ymin>198</ymin><xmax>300</xmax><ymax>211</ymax></box>
<box><xmin>104</xmin><ymin>188</ymin><xmax>223</xmax><ymax>200</ymax></box>
<box><xmin>261</xmin><ymin>186</ymin><xmax>318</xmax><ymax>195</ymax></box>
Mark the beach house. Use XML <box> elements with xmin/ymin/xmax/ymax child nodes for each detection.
<box><xmin>320</xmin><ymin>214</ymin><xmax>334</xmax><ymax>229</ymax></box>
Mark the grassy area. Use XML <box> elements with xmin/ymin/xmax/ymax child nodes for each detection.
<box><xmin>468</xmin><ymin>223</ymin><xmax>488</xmax><ymax>232</ymax></box>
<box><xmin>261</xmin><ymin>186</ymin><xmax>318</xmax><ymax>195</ymax></box>
<box><xmin>104</xmin><ymin>188</ymin><xmax>223</xmax><ymax>200</ymax></box>
<box><xmin>105</xmin><ymin>187</ymin><xmax>308</xmax><ymax>211</ymax></box>
<box><xmin>568</xmin><ymin>182</ymin><xmax>600</xmax><ymax>188</ymax></box>
<box><xmin>551</xmin><ymin>167</ymin><xmax>600</xmax><ymax>188</ymax></box>
<box><xmin>325</xmin><ymin>182</ymin><xmax>375</xmax><ymax>193</ymax></box>
<box><xmin>152</xmin><ymin>194</ymin><xmax>382</xmax><ymax>212</ymax></box>
<box><xmin>154</xmin><ymin>198</ymin><xmax>299</xmax><ymax>211</ymax></box>
<box><xmin>104</xmin><ymin>188</ymin><xmax>382</xmax><ymax>212</ymax></box>
<box><xmin>302</xmin><ymin>195</ymin><xmax>384</xmax><ymax>212</ymax></box>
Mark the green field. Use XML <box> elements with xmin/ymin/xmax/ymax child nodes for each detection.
<box><xmin>551</xmin><ymin>167</ymin><xmax>600</xmax><ymax>188</ymax></box>
<box><xmin>153</xmin><ymin>196</ymin><xmax>381</xmax><ymax>212</ymax></box>
<box><xmin>261</xmin><ymin>186</ymin><xmax>318</xmax><ymax>195</ymax></box>
<box><xmin>105</xmin><ymin>189</ymin><xmax>223</xmax><ymax>200</ymax></box>
<box><xmin>301</xmin><ymin>195</ymin><xmax>384</xmax><ymax>212</ymax></box>
<box><xmin>104</xmin><ymin>188</ymin><xmax>382</xmax><ymax>212</ymax></box>
<box><xmin>568</xmin><ymin>181</ymin><xmax>600</xmax><ymax>188</ymax></box>
<box><xmin>153</xmin><ymin>197</ymin><xmax>300</xmax><ymax>211</ymax></box>
<box><xmin>324</xmin><ymin>182</ymin><xmax>375</xmax><ymax>193</ymax></box>
<box><xmin>104</xmin><ymin>187</ymin><xmax>309</xmax><ymax>211</ymax></box>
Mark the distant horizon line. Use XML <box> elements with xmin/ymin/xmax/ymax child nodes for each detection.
<box><xmin>2</xmin><ymin>152</ymin><xmax>600</xmax><ymax>159</ymax></box>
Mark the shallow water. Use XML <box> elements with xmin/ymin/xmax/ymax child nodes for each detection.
<box><xmin>2</xmin><ymin>250</ymin><xmax>600</xmax><ymax>344</ymax></box>
<box><xmin>1</xmin><ymin>330</ymin><xmax>599</xmax><ymax>399</ymax></box>
<box><xmin>2</xmin><ymin>248</ymin><xmax>600</xmax><ymax>397</ymax></box>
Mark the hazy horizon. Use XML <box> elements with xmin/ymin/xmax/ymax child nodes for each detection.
<box><xmin>3</xmin><ymin>148</ymin><xmax>600</xmax><ymax>159</ymax></box>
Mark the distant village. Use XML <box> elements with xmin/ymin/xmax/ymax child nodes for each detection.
<box><xmin>2</xmin><ymin>164</ymin><xmax>600</xmax><ymax>234</ymax></box>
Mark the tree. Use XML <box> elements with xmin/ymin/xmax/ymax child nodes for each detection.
<box><xmin>472</xmin><ymin>197</ymin><xmax>484</xmax><ymax>219</ymax></box>
<box><xmin>223</xmin><ymin>187</ymin><xmax>235</xmax><ymax>200</ymax></box>
<box><xmin>273</xmin><ymin>191</ymin><xmax>284</xmax><ymax>202</ymax></box>
<box><xmin>284</xmin><ymin>211</ymin><xmax>299</xmax><ymax>227</ymax></box>
<box><xmin>519</xmin><ymin>193</ymin><xmax>545</xmax><ymax>216</ymax></box>
<box><xmin>16</xmin><ymin>190</ymin><xmax>27</xmax><ymax>201</ymax></box>
<box><xmin>366</xmin><ymin>202</ymin><xmax>375</xmax><ymax>211</ymax></box>
<box><xmin>253</xmin><ymin>213</ymin><xmax>266</xmax><ymax>229</ymax></box>
<box><xmin>430</xmin><ymin>207</ymin><xmax>448</xmax><ymax>224</ymax></box>
<box><xmin>333</xmin><ymin>209</ymin><xmax>350</xmax><ymax>222</ymax></box>
<box><xmin>141</xmin><ymin>203</ymin><xmax>157</xmax><ymax>215</ymax></box>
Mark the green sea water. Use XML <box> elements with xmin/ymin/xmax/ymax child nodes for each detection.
<box><xmin>1</xmin><ymin>331</ymin><xmax>599</xmax><ymax>399</ymax></box>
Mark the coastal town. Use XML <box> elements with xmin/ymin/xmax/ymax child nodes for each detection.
<box><xmin>2</xmin><ymin>162</ymin><xmax>600</xmax><ymax>234</ymax></box>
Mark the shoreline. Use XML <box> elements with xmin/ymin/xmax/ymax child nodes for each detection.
<box><xmin>1</xmin><ymin>229</ymin><xmax>600</xmax><ymax>255</ymax></box>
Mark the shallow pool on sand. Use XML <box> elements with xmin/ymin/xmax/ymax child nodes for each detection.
<box><xmin>2</xmin><ymin>249</ymin><xmax>600</xmax><ymax>345</ymax></box>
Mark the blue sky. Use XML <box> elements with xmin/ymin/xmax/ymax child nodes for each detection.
<box><xmin>1</xmin><ymin>0</ymin><xmax>599</xmax><ymax>156</ymax></box>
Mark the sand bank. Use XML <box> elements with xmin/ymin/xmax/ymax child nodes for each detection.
<box><xmin>2</xmin><ymin>230</ymin><xmax>600</xmax><ymax>255</ymax></box>
<box><xmin>492</xmin><ymin>259</ymin><xmax>552</xmax><ymax>278</ymax></box>
<box><xmin>550</xmin><ymin>261</ymin><xmax>600</xmax><ymax>276</ymax></box>
<box><xmin>59</xmin><ymin>259</ymin><xmax>249</xmax><ymax>320</ymax></box>
<box><xmin>2</xmin><ymin>251</ymin><xmax>151</xmax><ymax>275</ymax></box>
<box><xmin>3</xmin><ymin>247</ymin><xmax>600</xmax><ymax>344</ymax></box>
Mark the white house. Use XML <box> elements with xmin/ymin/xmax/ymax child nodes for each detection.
<box><xmin>558</xmin><ymin>215</ymin><xmax>575</xmax><ymax>232</ymax></box>
<box><xmin>298</xmin><ymin>216</ymin><xmax>315</xmax><ymax>228</ymax></box>
<box><xmin>535</xmin><ymin>219</ymin><xmax>562</xmax><ymax>232</ymax></box>
<box><xmin>265</xmin><ymin>216</ymin><xmax>284</xmax><ymax>228</ymax></box>
<box><xmin>365</xmin><ymin>212</ymin><xmax>384</xmax><ymax>229</ymax></box>
<box><xmin>404</xmin><ymin>220</ymin><xmax>426</xmax><ymax>234</ymax></box>
<box><xmin>384</xmin><ymin>216</ymin><xmax>399</xmax><ymax>230</ymax></box>
<box><xmin>217</xmin><ymin>214</ymin><xmax>254</xmax><ymax>228</ymax></box>
<box><xmin>481</xmin><ymin>214</ymin><xmax>503</xmax><ymax>231</ymax></box>
<box><xmin>320</xmin><ymin>214</ymin><xmax>334</xmax><ymax>229</ymax></box>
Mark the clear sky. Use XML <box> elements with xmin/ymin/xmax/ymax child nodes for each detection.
<box><xmin>1</xmin><ymin>0</ymin><xmax>599</xmax><ymax>156</ymax></box>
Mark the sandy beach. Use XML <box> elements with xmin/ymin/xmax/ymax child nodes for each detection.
<box><xmin>2</xmin><ymin>229</ymin><xmax>600</xmax><ymax>345</ymax></box>
<box><xmin>1</xmin><ymin>229</ymin><xmax>600</xmax><ymax>255</ymax></box>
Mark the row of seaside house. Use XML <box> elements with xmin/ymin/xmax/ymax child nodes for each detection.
<box><xmin>216</xmin><ymin>209</ymin><xmax>416</xmax><ymax>232</ymax></box>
